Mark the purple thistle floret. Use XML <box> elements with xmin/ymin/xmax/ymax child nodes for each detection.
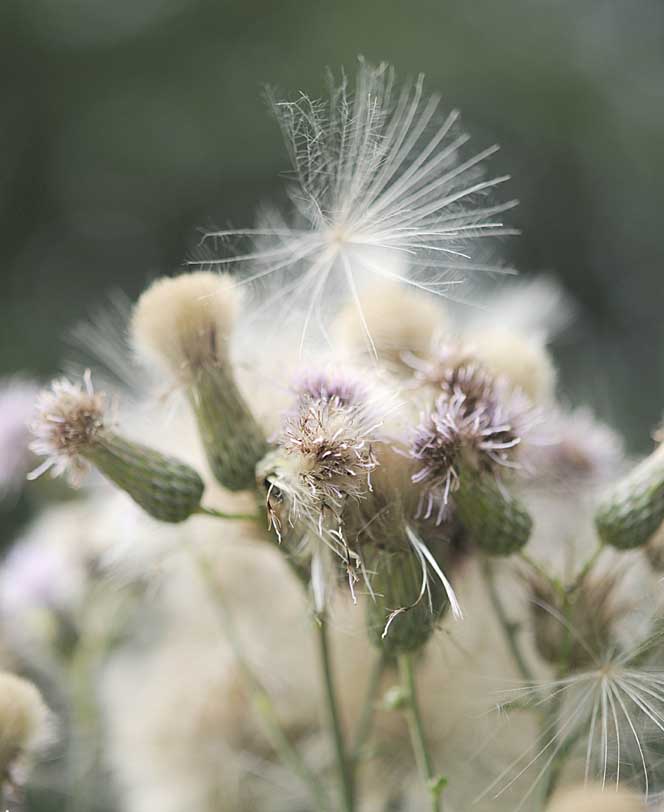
<box><xmin>410</xmin><ymin>364</ymin><xmax>532</xmax><ymax>524</ymax></box>
<box><xmin>293</xmin><ymin>370</ymin><xmax>368</xmax><ymax>410</ymax></box>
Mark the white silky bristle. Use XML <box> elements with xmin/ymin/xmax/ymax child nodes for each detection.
<box><xmin>0</xmin><ymin>671</ymin><xmax>50</xmax><ymax>778</ymax></box>
<box><xmin>130</xmin><ymin>272</ymin><xmax>239</xmax><ymax>381</ymax></box>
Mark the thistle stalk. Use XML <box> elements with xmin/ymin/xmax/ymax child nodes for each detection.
<box><xmin>316</xmin><ymin>615</ymin><xmax>355</xmax><ymax>812</ymax></box>
<box><xmin>398</xmin><ymin>653</ymin><xmax>444</xmax><ymax>812</ymax></box>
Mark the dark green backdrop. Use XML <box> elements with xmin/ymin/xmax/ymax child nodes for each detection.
<box><xmin>3</xmin><ymin>0</ymin><xmax>664</xmax><ymax>448</ymax></box>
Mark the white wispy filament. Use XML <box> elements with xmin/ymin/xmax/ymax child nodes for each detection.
<box><xmin>192</xmin><ymin>60</ymin><xmax>516</xmax><ymax>350</ymax></box>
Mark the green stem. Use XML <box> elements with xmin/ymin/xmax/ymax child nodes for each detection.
<box><xmin>196</xmin><ymin>505</ymin><xmax>261</xmax><ymax>522</ymax></box>
<box><xmin>193</xmin><ymin>549</ymin><xmax>330</xmax><ymax>811</ymax></box>
<box><xmin>480</xmin><ymin>558</ymin><xmax>536</xmax><ymax>686</ymax></box>
<box><xmin>398</xmin><ymin>653</ymin><xmax>442</xmax><ymax>812</ymax></box>
<box><xmin>316</xmin><ymin>615</ymin><xmax>355</xmax><ymax>812</ymax></box>
<box><xmin>570</xmin><ymin>541</ymin><xmax>604</xmax><ymax>591</ymax></box>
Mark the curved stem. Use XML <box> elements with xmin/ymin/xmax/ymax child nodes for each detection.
<box><xmin>398</xmin><ymin>653</ymin><xmax>443</xmax><ymax>812</ymax></box>
<box><xmin>193</xmin><ymin>549</ymin><xmax>330</xmax><ymax>811</ymax></box>
<box><xmin>480</xmin><ymin>557</ymin><xmax>536</xmax><ymax>685</ymax></box>
<box><xmin>316</xmin><ymin>615</ymin><xmax>355</xmax><ymax>812</ymax></box>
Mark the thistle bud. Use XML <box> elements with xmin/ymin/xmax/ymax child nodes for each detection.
<box><xmin>455</xmin><ymin>472</ymin><xmax>532</xmax><ymax>555</ymax></box>
<box><xmin>595</xmin><ymin>442</ymin><xmax>664</xmax><ymax>550</ymax></box>
<box><xmin>0</xmin><ymin>671</ymin><xmax>50</xmax><ymax>796</ymax></box>
<box><xmin>528</xmin><ymin>575</ymin><xmax>621</xmax><ymax>670</ymax></box>
<box><xmin>344</xmin><ymin>450</ymin><xmax>463</xmax><ymax>653</ymax></box>
<box><xmin>131</xmin><ymin>272</ymin><xmax>266</xmax><ymax>491</ymax></box>
<box><xmin>29</xmin><ymin>372</ymin><xmax>204</xmax><ymax>523</ymax></box>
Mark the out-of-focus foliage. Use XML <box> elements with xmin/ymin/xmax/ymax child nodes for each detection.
<box><xmin>2</xmin><ymin>0</ymin><xmax>663</xmax><ymax>443</ymax></box>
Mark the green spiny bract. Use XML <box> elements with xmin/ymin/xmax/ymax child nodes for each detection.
<box><xmin>455</xmin><ymin>471</ymin><xmax>532</xmax><ymax>556</ymax></box>
<box><xmin>595</xmin><ymin>443</ymin><xmax>664</xmax><ymax>550</ymax></box>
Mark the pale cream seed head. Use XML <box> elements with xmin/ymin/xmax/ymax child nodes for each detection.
<box><xmin>0</xmin><ymin>671</ymin><xmax>50</xmax><ymax>780</ymax></box>
<box><xmin>333</xmin><ymin>279</ymin><xmax>445</xmax><ymax>366</ymax></box>
<box><xmin>545</xmin><ymin>786</ymin><xmax>643</xmax><ymax>812</ymax></box>
<box><xmin>468</xmin><ymin>327</ymin><xmax>556</xmax><ymax>403</ymax></box>
<box><xmin>131</xmin><ymin>272</ymin><xmax>239</xmax><ymax>381</ymax></box>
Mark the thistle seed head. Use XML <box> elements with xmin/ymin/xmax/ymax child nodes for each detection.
<box><xmin>0</xmin><ymin>671</ymin><xmax>50</xmax><ymax>789</ymax></box>
<box><xmin>130</xmin><ymin>271</ymin><xmax>238</xmax><ymax>382</ymax></box>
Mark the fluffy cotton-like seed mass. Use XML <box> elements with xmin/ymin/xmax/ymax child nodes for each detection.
<box><xmin>0</xmin><ymin>671</ymin><xmax>49</xmax><ymax>781</ymax></box>
<box><xmin>131</xmin><ymin>272</ymin><xmax>239</xmax><ymax>380</ymax></box>
<box><xmin>545</xmin><ymin>786</ymin><xmax>643</xmax><ymax>812</ymax></box>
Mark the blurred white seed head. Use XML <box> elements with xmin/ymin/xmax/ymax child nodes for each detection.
<box><xmin>467</xmin><ymin>327</ymin><xmax>556</xmax><ymax>402</ymax></box>
<box><xmin>545</xmin><ymin>785</ymin><xmax>643</xmax><ymax>812</ymax></box>
<box><xmin>131</xmin><ymin>272</ymin><xmax>239</xmax><ymax>382</ymax></box>
<box><xmin>28</xmin><ymin>370</ymin><xmax>105</xmax><ymax>486</ymax></box>
<box><xmin>0</xmin><ymin>377</ymin><xmax>39</xmax><ymax>498</ymax></box>
<box><xmin>334</xmin><ymin>279</ymin><xmax>446</xmax><ymax>366</ymax></box>
<box><xmin>0</xmin><ymin>671</ymin><xmax>50</xmax><ymax>786</ymax></box>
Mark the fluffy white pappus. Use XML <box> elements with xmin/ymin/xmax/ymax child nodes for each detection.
<box><xmin>0</xmin><ymin>376</ymin><xmax>39</xmax><ymax>498</ymax></box>
<box><xmin>522</xmin><ymin>406</ymin><xmax>625</xmax><ymax>489</ymax></box>
<box><xmin>192</xmin><ymin>60</ymin><xmax>516</xmax><ymax>352</ymax></box>
<box><xmin>130</xmin><ymin>272</ymin><xmax>239</xmax><ymax>382</ymax></box>
<box><xmin>545</xmin><ymin>785</ymin><xmax>644</xmax><ymax>812</ymax></box>
<box><xmin>0</xmin><ymin>671</ymin><xmax>51</xmax><ymax>786</ymax></box>
<box><xmin>461</xmin><ymin>276</ymin><xmax>574</xmax><ymax>346</ymax></box>
<box><xmin>27</xmin><ymin>370</ymin><xmax>106</xmax><ymax>486</ymax></box>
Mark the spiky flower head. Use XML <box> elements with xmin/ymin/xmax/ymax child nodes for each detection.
<box><xmin>409</xmin><ymin>365</ymin><xmax>532</xmax><ymax>524</ymax></box>
<box><xmin>131</xmin><ymin>272</ymin><xmax>266</xmax><ymax>491</ymax></box>
<box><xmin>28</xmin><ymin>370</ymin><xmax>105</xmax><ymax>486</ymax></box>
<box><xmin>28</xmin><ymin>373</ymin><xmax>204</xmax><ymax>522</ymax></box>
<box><xmin>191</xmin><ymin>60</ymin><xmax>515</xmax><ymax>349</ymax></box>
<box><xmin>0</xmin><ymin>671</ymin><xmax>50</xmax><ymax>795</ymax></box>
<box><xmin>262</xmin><ymin>391</ymin><xmax>379</xmax><ymax>543</ymax></box>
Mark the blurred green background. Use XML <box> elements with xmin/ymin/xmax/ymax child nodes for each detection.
<box><xmin>2</xmin><ymin>0</ymin><xmax>664</xmax><ymax>449</ymax></box>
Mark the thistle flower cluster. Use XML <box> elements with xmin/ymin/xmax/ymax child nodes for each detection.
<box><xmin>15</xmin><ymin>61</ymin><xmax>664</xmax><ymax>812</ymax></box>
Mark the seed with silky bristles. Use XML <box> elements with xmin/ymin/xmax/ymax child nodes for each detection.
<box><xmin>455</xmin><ymin>472</ymin><xmax>532</xmax><ymax>555</ymax></box>
<box><xmin>29</xmin><ymin>372</ymin><xmax>204</xmax><ymax>523</ymax></box>
<box><xmin>131</xmin><ymin>272</ymin><xmax>266</xmax><ymax>491</ymax></box>
<box><xmin>595</xmin><ymin>442</ymin><xmax>664</xmax><ymax>550</ymax></box>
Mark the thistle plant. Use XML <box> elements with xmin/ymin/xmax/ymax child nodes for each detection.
<box><xmin>10</xmin><ymin>60</ymin><xmax>664</xmax><ymax>812</ymax></box>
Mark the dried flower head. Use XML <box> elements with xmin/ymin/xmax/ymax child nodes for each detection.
<box><xmin>130</xmin><ymin>271</ymin><xmax>238</xmax><ymax>382</ymax></box>
<box><xmin>192</xmin><ymin>60</ymin><xmax>515</xmax><ymax>349</ymax></box>
<box><xmin>28</xmin><ymin>372</ymin><xmax>205</xmax><ymax>521</ymax></box>
<box><xmin>28</xmin><ymin>370</ymin><xmax>105</xmax><ymax>486</ymax></box>
<box><xmin>265</xmin><ymin>395</ymin><xmax>379</xmax><ymax>542</ymax></box>
<box><xmin>293</xmin><ymin>369</ymin><xmax>368</xmax><ymax>410</ymax></box>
